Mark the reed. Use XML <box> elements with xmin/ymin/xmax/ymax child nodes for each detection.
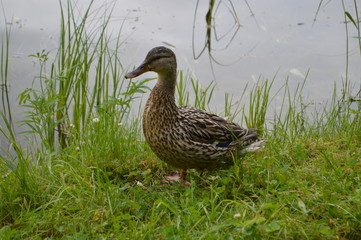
<box><xmin>16</xmin><ymin>0</ymin><xmax>151</xmax><ymax>153</ymax></box>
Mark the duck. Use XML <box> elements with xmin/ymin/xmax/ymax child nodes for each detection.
<box><xmin>125</xmin><ymin>46</ymin><xmax>265</xmax><ymax>184</ymax></box>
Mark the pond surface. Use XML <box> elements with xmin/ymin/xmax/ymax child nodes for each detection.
<box><xmin>1</xmin><ymin>0</ymin><xmax>360</xmax><ymax>124</ymax></box>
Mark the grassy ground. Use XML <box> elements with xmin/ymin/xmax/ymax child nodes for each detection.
<box><xmin>0</xmin><ymin>105</ymin><xmax>360</xmax><ymax>239</ymax></box>
<box><xmin>1</xmin><ymin>1</ymin><xmax>361</xmax><ymax>239</ymax></box>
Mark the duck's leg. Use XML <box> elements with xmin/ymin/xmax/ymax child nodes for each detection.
<box><xmin>162</xmin><ymin>169</ymin><xmax>190</xmax><ymax>186</ymax></box>
<box><xmin>180</xmin><ymin>169</ymin><xmax>187</xmax><ymax>182</ymax></box>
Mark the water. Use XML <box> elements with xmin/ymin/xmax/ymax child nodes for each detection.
<box><xmin>1</xmin><ymin>0</ymin><xmax>360</xmax><ymax>131</ymax></box>
<box><xmin>119</xmin><ymin>0</ymin><xmax>360</xmax><ymax>102</ymax></box>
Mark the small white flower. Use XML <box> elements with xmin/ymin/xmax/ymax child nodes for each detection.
<box><xmin>75</xmin><ymin>147</ymin><xmax>80</xmax><ymax>150</ymax></box>
<box><xmin>233</xmin><ymin>213</ymin><xmax>241</xmax><ymax>219</ymax></box>
<box><xmin>92</xmin><ymin>118</ymin><xmax>100</xmax><ymax>123</ymax></box>
<box><xmin>136</xmin><ymin>181</ymin><xmax>144</xmax><ymax>186</ymax></box>
<box><xmin>117</xmin><ymin>122</ymin><xmax>123</xmax><ymax>126</ymax></box>
<box><xmin>69</xmin><ymin>123</ymin><xmax>75</xmax><ymax>128</ymax></box>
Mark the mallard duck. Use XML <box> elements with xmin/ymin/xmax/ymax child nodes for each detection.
<box><xmin>125</xmin><ymin>46</ymin><xmax>265</xmax><ymax>183</ymax></box>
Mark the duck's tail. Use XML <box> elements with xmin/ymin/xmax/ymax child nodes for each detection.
<box><xmin>241</xmin><ymin>138</ymin><xmax>266</xmax><ymax>154</ymax></box>
<box><xmin>238</xmin><ymin>128</ymin><xmax>266</xmax><ymax>154</ymax></box>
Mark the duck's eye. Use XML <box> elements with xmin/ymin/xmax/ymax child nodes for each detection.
<box><xmin>149</xmin><ymin>55</ymin><xmax>170</xmax><ymax>63</ymax></box>
<box><xmin>151</xmin><ymin>56</ymin><xmax>164</xmax><ymax>61</ymax></box>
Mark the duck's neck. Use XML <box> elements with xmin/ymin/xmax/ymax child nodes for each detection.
<box><xmin>145</xmin><ymin>71</ymin><xmax>178</xmax><ymax>118</ymax></box>
<box><xmin>156</xmin><ymin>70</ymin><xmax>177</xmax><ymax>94</ymax></box>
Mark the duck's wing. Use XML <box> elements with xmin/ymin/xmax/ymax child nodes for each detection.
<box><xmin>177</xmin><ymin>106</ymin><xmax>258</xmax><ymax>147</ymax></box>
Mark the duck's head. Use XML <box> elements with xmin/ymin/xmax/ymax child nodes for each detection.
<box><xmin>125</xmin><ymin>46</ymin><xmax>177</xmax><ymax>86</ymax></box>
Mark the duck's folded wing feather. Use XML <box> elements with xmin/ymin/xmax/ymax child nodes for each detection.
<box><xmin>177</xmin><ymin>106</ymin><xmax>258</xmax><ymax>147</ymax></box>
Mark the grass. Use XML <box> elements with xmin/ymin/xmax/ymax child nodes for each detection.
<box><xmin>1</xmin><ymin>0</ymin><xmax>361</xmax><ymax>239</ymax></box>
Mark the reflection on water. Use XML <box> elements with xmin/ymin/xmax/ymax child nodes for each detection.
<box><xmin>1</xmin><ymin>0</ymin><xmax>360</xmax><ymax>116</ymax></box>
<box><xmin>192</xmin><ymin>0</ymin><xmax>243</xmax><ymax>78</ymax></box>
<box><xmin>192</xmin><ymin>0</ymin><xmax>241</xmax><ymax>60</ymax></box>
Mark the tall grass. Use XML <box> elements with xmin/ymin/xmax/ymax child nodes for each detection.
<box><xmin>176</xmin><ymin>71</ymin><xmax>215</xmax><ymax>110</ymax></box>
<box><xmin>1</xmin><ymin>5</ymin><xmax>38</xmax><ymax>207</ymax></box>
<box><xmin>0</xmin><ymin>18</ymin><xmax>12</xmax><ymax>125</ymax></box>
<box><xmin>16</xmin><ymin>1</ymin><xmax>151</xmax><ymax>152</ymax></box>
<box><xmin>0</xmin><ymin>0</ymin><xmax>151</xmax><ymax>228</ymax></box>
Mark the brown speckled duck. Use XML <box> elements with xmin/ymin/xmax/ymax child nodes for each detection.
<box><xmin>125</xmin><ymin>46</ymin><xmax>265</xmax><ymax>183</ymax></box>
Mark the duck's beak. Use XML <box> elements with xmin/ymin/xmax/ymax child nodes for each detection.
<box><xmin>125</xmin><ymin>62</ymin><xmax>149</xmax><ymax>79</ymax></box>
